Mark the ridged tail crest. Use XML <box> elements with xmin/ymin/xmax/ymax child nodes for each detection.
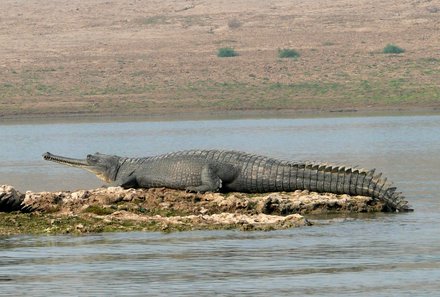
<box><xmin>286</xmin><ymin>162</ymin><xmax>412</xmax><ymax>212</ymax></box>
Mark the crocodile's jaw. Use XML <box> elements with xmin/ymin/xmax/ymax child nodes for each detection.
<box><xmin>43</xmin><ymin>152</ymin><xmax>89</xmax><ymax>168</ymax></box>
<box><xmin>42</xmin><ymin>152</ymin><xmax>119</xmax><ymax>183</ymax></box>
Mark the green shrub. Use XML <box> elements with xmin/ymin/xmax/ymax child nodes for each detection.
<box><xmin>278</xmin><ymin>48</ymin><xmax>300</xmax><ymax>59</ymax></box>
<box><xmin>83</xmin><ymin>205</ymin><xmax>114</xmax><ymax>215</ymax></box>
<box><xmin>217</xmin><ymin>47</ymin><xmax>238</xmax><ymax>57</ymax></box>
<box><xmin>383</xmin><ymin>44</ymin><xmax>405</xmax><ymax>54</ymax></box>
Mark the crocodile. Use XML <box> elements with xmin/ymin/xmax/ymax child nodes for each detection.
<box><xmin>40</xmin><ymin>150</ymin><xmax>412</xmax><ymax>212</ymax></box>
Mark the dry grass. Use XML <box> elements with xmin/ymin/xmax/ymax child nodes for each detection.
<box><xmin>0</xmin><ymin>0</ymin><xmax>439</xmax><ymax>119</ymax></box>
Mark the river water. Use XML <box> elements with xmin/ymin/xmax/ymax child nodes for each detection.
<box><xmin>0</xmin><ymin>115</ymin><xmax>439</xmax><ymax>296</ymax></box>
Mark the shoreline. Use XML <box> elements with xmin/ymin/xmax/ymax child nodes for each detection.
<box><xmin>1</xmin><ymin>105</ymin><xmax>439</xmax><ymax>125</ymax></box>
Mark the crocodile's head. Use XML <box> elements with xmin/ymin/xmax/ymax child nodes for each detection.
<box><xmin>42</xmin><ymin>152</ymin><xmax>121</xmax><ymax>183</ymax></box>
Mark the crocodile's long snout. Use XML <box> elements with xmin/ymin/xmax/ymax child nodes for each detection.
<box><xmin>42</xmin><ymin>152</ymin><xmax>89</xmax><ymax>168</ymax></box>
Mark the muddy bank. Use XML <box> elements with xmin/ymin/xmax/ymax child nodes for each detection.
<box><xmin>0</xmin><ymin>185</ymin><xmax>384</xmax><ymax>235</ymax></box>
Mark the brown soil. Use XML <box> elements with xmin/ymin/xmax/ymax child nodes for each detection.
<box><xmin>0</xmin><ymin>185</ymin><xmax>384</xmax><ymax>234</ymax></box>
<box><xmin>0</xmin><ymin>0</ymin><xmax>439</xmax><ymax>121</ymax></box>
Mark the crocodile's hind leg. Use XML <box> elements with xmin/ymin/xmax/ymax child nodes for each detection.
<box><xmin>186</xmin><ymin>165</ymin><xmax>222</xmax><ymax>193</ymax></box>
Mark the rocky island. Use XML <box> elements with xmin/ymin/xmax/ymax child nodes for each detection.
<box><xmin>1</xmin><ymin>185</ymin><xmax>386</xmax><ymax>235</ymax></box>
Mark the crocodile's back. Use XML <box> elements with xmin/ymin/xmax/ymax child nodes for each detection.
<box><xmin>143</xmin><ymin>150</ymin><xmax>293</xmax><ymax>192</ymax></box>
<box><xmin>129</xmin><ymin>150</ymin><xmax>242</xmax><ymax>189</ymax></box>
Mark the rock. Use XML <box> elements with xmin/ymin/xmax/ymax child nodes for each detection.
<box><xmin>0</xmin><ymin>185</ymin><xmax>385</xmax><ymax>234</ymax></box>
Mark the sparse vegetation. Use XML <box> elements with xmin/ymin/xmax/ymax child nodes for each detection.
<box><xmin>1</xmin><ymin>0</ymin><xmax>439</xmax><ymax>119</ymax></box>
<box><xmin>228</xmin><ymin>18</ymin><xmax>242</xmax><ymax>29</ymax></box>
<box><xmin>140</xmin><ymin>15</ymin><xmax>168</xmax><ymax>25</ymax></box>
<box><xmin>322</xmin><ymin>41</ymin><xmax>335</xmax><ymax>46</ymax></box>
<box><xmin>217</xmin><ymin>47</ymin><xmax>238</xmax><ymax>57</ymax></box>
<box><xmin>383</xmin><ymin>44</ymin><xmax>405</xmax><ymax>54</ymax></box>
<box><xmin>278</xmin><ymin>48</ymin><xmax>300</xmax><ymax>59</ymax></box>
<box><xmin>84</xmin><ymin>205</ymin><xmax>115</xmax><ymax>215</ymax></box>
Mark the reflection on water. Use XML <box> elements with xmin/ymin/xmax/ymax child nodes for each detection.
<box><xmin>1</xmin><ymin>115</ymin><xmax>440</xmax><ymax>296</ymax></box>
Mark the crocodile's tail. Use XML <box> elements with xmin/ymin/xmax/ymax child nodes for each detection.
<box><xmin>358</xmin><ymin>167</ymin><xmax>412</xmax><ymax>212</ymax></box>
<box><xmin>287</xmin><ymin>163</ymin><xmax>413</xmax><ymax>212</ymax></box>
<box><xmin>241</xmin><ymin>155</ymin><xmax>412</xmax><ymax>212</ymax></box>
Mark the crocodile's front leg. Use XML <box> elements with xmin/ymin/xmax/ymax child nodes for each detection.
<box><xmin>110</xmin><ymin>174</ymin><xmax>138</xmax><ymax>188</ymax></box>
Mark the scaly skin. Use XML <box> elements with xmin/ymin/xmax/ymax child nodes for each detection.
<box><xmin>40</xmin><ymin>150</ymin><xmax>412</xmax><ymax>212</ymax></box>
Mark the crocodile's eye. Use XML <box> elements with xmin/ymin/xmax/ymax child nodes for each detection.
<box><xmin>87</xmin><ymin>154</ymin><xmax>98</xmax><ymax>163</ymax></box>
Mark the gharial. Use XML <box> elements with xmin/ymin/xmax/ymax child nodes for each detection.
<box><xmin>40</xmin><ymin>149</ymin><xmax>412</xmax><ymax>212</ymax></box>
